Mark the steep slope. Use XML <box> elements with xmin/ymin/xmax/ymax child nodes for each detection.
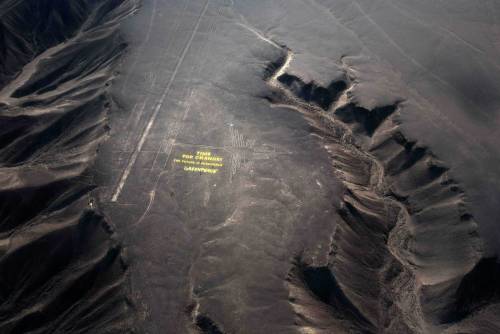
<box><xmin>266</xmin><ymin>47</ymin><xmax>500</xmax><ymax>333</ymax></box>
<box><xmin>0</xmin><ymin>1</ymin><xmax>138</xmax><ymax>333</ymax></box>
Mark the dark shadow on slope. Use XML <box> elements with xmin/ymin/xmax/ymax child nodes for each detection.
<box><xmin>334</xmin><ymin>103</ymin><xmax>397</xmax><ymax>136</ymax></box>
<box><xmin>278</xmin><ymin>74</ymin><xmax>347</xmax><ymax>110</ymax></box>
<box><xmin>294</xmin><ymin>258</ymin><xmax>375</xmax><ymax>332</ymax></box>
<box><xmin>196</xmin><ymin>315</ymin><xmax>225</xmax><ymax>334</ymax></box>
<box><xmin>452</xmin><ymin>257</ymin><xmax>500</xmax><ymax>321</ymax></box>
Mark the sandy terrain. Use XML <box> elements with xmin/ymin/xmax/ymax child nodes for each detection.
<box><xmin>1</xmin><ymin>1</ymin><xmax>500</xmax><ymax>333</ymax></box>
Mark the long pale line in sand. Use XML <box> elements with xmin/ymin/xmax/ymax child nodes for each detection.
<box><xmin>111</xmin><ymin>0</ymin><xmax>210</xmax><ymax>202</ymax></box>
<box><xmin>236</xmin><ymin>22</ymin><xmax>282</xmax><ymax>50</ymax></box>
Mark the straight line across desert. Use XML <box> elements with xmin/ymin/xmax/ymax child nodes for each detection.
<box><xmin>1</xmin><ymin>1</ymin><xmax>499</xmax><ymax>333</ymax></box>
